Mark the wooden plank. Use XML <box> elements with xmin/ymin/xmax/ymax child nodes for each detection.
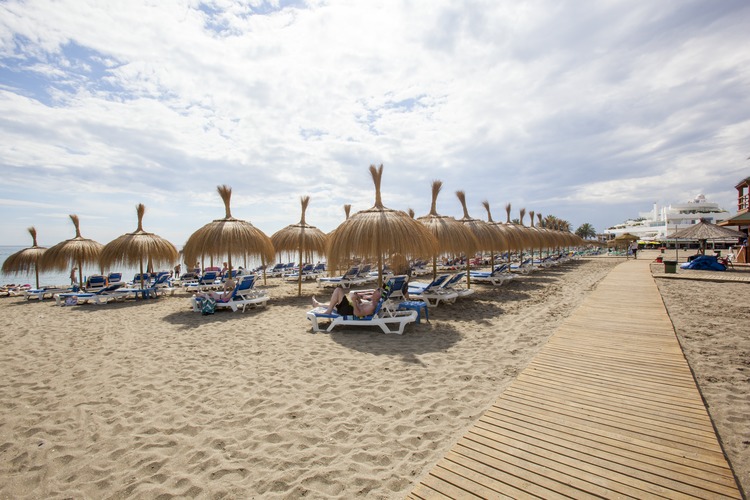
<box><xmin>471</xmin><ymin>410</ymin><xmax>738</xmax><ymax>488</ymax></box>
<box><xmin>470</xmin><ymin>418</ymin><xmax>739</xmax><ymax>497</ymax></box>
<box><xmin>409</xmin><ymin>260</ymin><xmax>741</xmax><ymax>499</ymax></box>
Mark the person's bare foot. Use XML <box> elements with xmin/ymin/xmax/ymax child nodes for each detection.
<box><xmin>312</xmin><ymin>296</ymin><xmax>321</xmax><ymax>307</ymax></box>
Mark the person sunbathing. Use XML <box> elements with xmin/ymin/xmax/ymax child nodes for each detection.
<box><xmin>195</xmin><ymin>277</ymin><xmax>236</xmax><ymax>303</ymax></box>
<box><xmin>312</xmin><ymin>286</ymin><xmax>382</xmax><ymax>316</ymax></box>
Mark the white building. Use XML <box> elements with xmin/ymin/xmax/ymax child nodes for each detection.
<box><xmin>605</xmin><ymin>194</ymin><xmax>730</xmax><ymax>241</ymax></box>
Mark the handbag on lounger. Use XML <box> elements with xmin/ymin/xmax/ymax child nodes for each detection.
<box><xmin>201</xmin><ymin>297</ymin><xmax>216</xmax><ymax>315</ymax></box>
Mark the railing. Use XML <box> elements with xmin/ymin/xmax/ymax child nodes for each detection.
<box><xmin>739</xmin><ymin>194</ymin><xmax>749</xmax><ymax>212</ymax></box>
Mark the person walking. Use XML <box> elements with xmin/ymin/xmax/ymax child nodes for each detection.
<box><xmin>630</xmin><ymin>241</ymin><xmax>639</xmax><ymax>259</ymax></box>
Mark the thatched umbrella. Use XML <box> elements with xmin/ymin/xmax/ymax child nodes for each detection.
<box><xmin>271</xmin><ymin>195</ymin><xmax>328</xmax><ymax>295</ymax></box>
<box><xmin>326</xmin><ymin>164</ymin><xmax>438</xmax><ymax>287</ymax></box>
<box><xmin>528</xmin><ymin>210</ymin><xmax>551</xmax><ymax>261</ymax></box>
<box><xmin>2</xmin><ymin>226</ymin><xmax>47</xmax><ymax>289</ymax></box>
<box><xmin>417</xmin><ymin>180</ymin><xmax>479</xmax><ymax>280</ymax></box>
<box><xmin>517</xmin><ymin>208</ymin><xmax>545</xmax><ymax>258</ymax></box>
<box><xmin>668</xmin><ymin>219</ymin><xmax>745</xmax><ymax>255</ymax></box>
<box><xmin>41</xmin><ymin>214</ymin><xmax>103</xmax><ymax>287</ymax></box>
<box><xmin>613</xmin><ymin>232</ymin><xmax>639</xmax><ymax>258</ymax></box>
<box><xmin>501</xmin><ymin>203</ymin><xmax>533</xmax><ymax>263</ymax></box>
<box><xmin>455</xmin><ymin>190</ymin><xmax>503</xmax><ymax>288</ymax></box>
<box><xmin>182</xmin><ymin>185</ymin><xmax>275</xmax><ymax>283</ymax></box>
<box><xmin>482</xmin><ymin>201</ymin><xmax>522</xmax><ymax>267</ymax></box>
<box><xmin>100</xmin><ymin>204</ymin><xmax>179</xmax><ymax>290</ymax></box>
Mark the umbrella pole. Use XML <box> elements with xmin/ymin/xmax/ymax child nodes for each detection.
<box><xmin>78</xmin><ymin>259</ymin><xmax>84</xmax><ymax>289</ymax></box>
<box><xmin>35</xmin><ymin>265</ymin><xmax>40</xmax><ymax>290</ymax></box>
<box><xmin>378</xmin><ymin>253</ymin><xmax>383</xmax><ymax>289</ymax></box>
<box><xmin>139</xmin><ymin>259</ymin><xmax>145</xmax><ymax>290</ymax></box>
<box><xmin>432</xmin><ymin>256</ymin><xmax>437</xmax><ymax>282</ymax></box>
<box><xmin>298</xmin><ymin>247</ymin><xmax>303</xmax><ymax>296</ymax></box>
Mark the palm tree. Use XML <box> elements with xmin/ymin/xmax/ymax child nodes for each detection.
<box><xmin>576</xmin><ymin>222</ymin><xmax>597</xmax><ymax>239</ymax></box>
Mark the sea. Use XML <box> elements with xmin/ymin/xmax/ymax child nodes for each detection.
<box><xmin>0</xmin><ymin>245</ymin><xmax>164</xmax><ymax>288</ymax></box>
<box><xmin>0</xmin><ymin>245</ymin><xmax>276</xmax><ymax>287</ymax></box>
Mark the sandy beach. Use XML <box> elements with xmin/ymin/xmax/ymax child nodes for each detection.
<box><xmin>0</xmin><ymin>255</ymin><xmax>747</xmax><ymax>498</ymax></box>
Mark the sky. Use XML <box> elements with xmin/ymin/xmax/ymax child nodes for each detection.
<box><xmin>1</xmin><ymin>0</ymin><xmax>749</xmax><ymax>247</ymax></box>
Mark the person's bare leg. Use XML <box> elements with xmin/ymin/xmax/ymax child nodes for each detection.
<box><xmin>313</xmin><ymin>287</ymin><xmax>344</xmax><ymax>314</ymax></box>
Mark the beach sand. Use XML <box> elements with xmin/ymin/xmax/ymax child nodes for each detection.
<box><xmin>655</xmin><ymin>274</ymin><xmax>750</xmax><ymax>496</ymax></box>
<box><xmin>0</xmin><ymin>256</ymin><xmax>747</xmax><ymax>498</ymax></box>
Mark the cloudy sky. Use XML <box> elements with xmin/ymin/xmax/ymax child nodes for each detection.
<box><xmin>1</xmin><ymin>0</ymin><xmax>749</xmax><ymax>247</ymax></box>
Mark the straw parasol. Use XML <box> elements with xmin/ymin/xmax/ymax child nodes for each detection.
<box><xmin>326</xmin><ymin>164</ymin><xmax>439</xmax><ymax>287</ymax></box>
<box><xmin>271</xmin><ymin>196</ymin><xmax>328</xmax><ymax>295</ymax></box>
<box><xmin>41</xmin><ymin>214</ymin><xmax>103</xmax><ymax>287</ymax></box>
<box><xmin>668</xmin><ymin>219</ymin><xmax>745</xmax><ymax>255</ymax></box>
<box><xmin>482</xmin><ymin>201</ymin><xmax>522</xmax><ymax>265</ymax></box>
<box><xmin>455</xmin><ymin>190</ymin><xmax>503</xmax><ymax>287</ymax></box>
<box><xmin>502</xmin><ymin>202</ymin><xmax>533</xmax><ymax>263</ymax></box>
<box><xmin>99</xmin><ymin>204</ymin><xmax>179</xmax><ymax>290</ymax></box>
<box><xmin>182</xmin><ymin>185</ymin><xmax>275</xmax><ymax>282</ymax></box>
<box><xmin>2</xmin><ymin>226</ymin><xmax>47</xmax><ymax>289</ymax></box>
<box><xmin>417</xmin><ymin>180</ymin><xmax>479</xmax><ymax>280</ymax></box>
<box><xmin>613</xmin><ymin>232</ymin><xmax>638</xmax><ymax>258</ymax></box>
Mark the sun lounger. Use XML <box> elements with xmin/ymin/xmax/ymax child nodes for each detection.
<box><xmin>265</xmin><ymin>263</ymin><xmax>286</xmax><ymax>278</ymax></box>
<box><xmin>442</xmin><ymin>272</ymin><xmax>475</xmax><ymax>298</ymax></box>
<box><xmin>510</xmin><ymin>258</ymin><xmax>533</xmax><ymax>274</ymax></box>
<box><xmin>190</xmin><ymin>275</ymin><xmax>269</xmax><ymax>313</ymax></box>
<box><xmin>54</xmin><ymin>283</ymin><xmax>130</xmax><ymax>306</ymax></box>
<box><xmin>152</xmin><ymin>273</ymin><xmax>176</xmax><ymax>296</ymax></box>
<box><xmin>284</xmin><ymin>263</ymin><xmax>316</xmax><ymax>281</ymax></box>
<box><xmin>407</xmin><ymin>273</ymin><xmax>457</xmax><ymax>307</ymax></box>
<box><xmin>84</xmin><ymin>275</ymin><xmax>108</xmax><ymax>291</ymax></box>
<box><xmin>470</xmin><ymin>264</ymin><xmax>517</xmax><ymax>286</ymax></box>
<box><xmin>317</xmin><ymin>266</ymin><xmax>361</xmax><ymax>288</ymax></box>
<box><xmin>184</xmin><ymin>271</ymin><xmax>221</xmax><ymax>292</ymax></box>
<box><xmin>306</xmin><ymin>276</ymin><xmax>418</xmax><ymax>334</ymax></box>
<box><xmin>24</xmin><ymin>286</ymin><xmax>71</xmax><ymax>301</ymax></box>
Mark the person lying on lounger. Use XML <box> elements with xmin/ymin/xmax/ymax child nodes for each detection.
<box><xmin>194</xmin><ymin>277</ymin><xmax>236</xmax><ymax>303</ymax></box>
<box><xmin>312</xmin><ymin>286</ymin><xmax>382</xmax><ymax>316</ymax></box>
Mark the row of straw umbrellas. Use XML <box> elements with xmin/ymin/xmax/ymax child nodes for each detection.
<box><xmin>3</xmin><ymin>165</ymin><xmax>585</xmax><ymax>294</ymax></box>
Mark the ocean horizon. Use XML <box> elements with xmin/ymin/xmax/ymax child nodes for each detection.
<box><xmin>0</xmin><ymin>245</ymin><xmax>158</xmax><ymax>287</ymax></box>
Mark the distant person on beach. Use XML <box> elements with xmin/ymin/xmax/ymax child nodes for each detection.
<box><xmin>630</xmin><ymin>241</ymin><xmax>638</xmax><ymax>259</ymax></box>
<box><xmin>174</xmin><ymin>264</ymin><xmax>181</xmax><ymax>278</ymax></box>
<box><xmin>312</xmin><ymin>286</ymin><xmax>382</xmax><ymax>316</ymax></box>
<box><xmin>69</xmin><ymin>267</ymin><xmax>78</xmax><ymax>285</ymax></box>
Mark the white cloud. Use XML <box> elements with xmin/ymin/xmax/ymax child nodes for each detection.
<box><xmin>0</xmin><ymin>0</ymin><xmax>749</xmax><ymax>246</ymax></box>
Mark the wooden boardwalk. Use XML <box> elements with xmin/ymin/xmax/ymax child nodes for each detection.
<box><xmin>408</xmin><ymin>259</ymin><xmax>741</xmax><ymax>499</ymax></box>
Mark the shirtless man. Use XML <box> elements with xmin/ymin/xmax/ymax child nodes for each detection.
<box><xmin>312</xmin><ymin>286</ymin><xmax>382</xmax><ymax>316</ymax></box>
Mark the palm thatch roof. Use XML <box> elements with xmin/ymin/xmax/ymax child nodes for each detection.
<box><xmin>668</xmin><ymin>220</ymin><xmax>745</xmax><ymax>240</ymax></box>
<box><xmin>271</xmin><ymin>196</ymin><xmax>328</xmax><ymax>295</ymax></box>
<box><xmin>455</xmin><ymin>191</ymin><xmax>502</xmax><ymax>250</ymax></box>
<box><xmin>40</xmin><ymin>214</ymin><xmax>103</xmax><ymax>286</ymax></box>
<box><xmin>614</xmin><ymin>232</ymin><xmax>639</xmax><ymax>242</ymax></box>
<box><xmin>482</xmin><ymin>201</ymin><xmax>523</xmax><ymax>252</ymax></box>
<box><xmin>100</xmin><ymin>204</ymin><xmax>179</xmax><ymax>289</ymax></box>
<box><xmin>418</xmin><ymin>181</ymin><xmax>479</xmax><ymax>279</ymax></box>
<box><xmin>517</xmin><ymin>208</ymin><xmax>544</xmax><ymax>250</ymax></box>
<box><xmin>182</xmin><ymin>185</ymin><xmax>275</xmax><ymax>274</ymax></box>
<box><xmin>2</xmin><ymin>226</ymin><xmax>47</xmax><ymax>288</ymax></box>
<box><xmin>502</xmin><ymin>202</ymin><xmax>534</xmax><ymax>252</ymax></box>
<box><xmin>326</xmin><ymin>164</ymin><xmax>439</xmax><ymax>286</ymax></box>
